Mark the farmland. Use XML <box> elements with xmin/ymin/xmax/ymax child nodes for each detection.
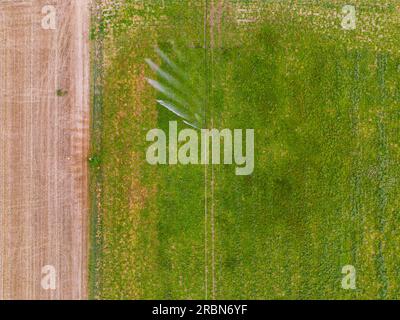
<box><xmin>90</xmin><ymin>0</ymin><xmax>400</xmax><ymax>299</ymax></box>
<box><xmin>0</xmin><ymin>0</ymin><xmax>89</xmax><ymax>299</ymax></box>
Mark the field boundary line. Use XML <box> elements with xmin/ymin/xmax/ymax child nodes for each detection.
<box><xmin>88</xmin><ymin>0</ymin><xmax>105</xmax><ymax>300</ymax></box>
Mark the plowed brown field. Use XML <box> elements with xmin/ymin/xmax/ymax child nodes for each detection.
<box><xmin>0</xmin><ymin>0</ymin><xmax>89</xmax><ymax>300</ymax></box>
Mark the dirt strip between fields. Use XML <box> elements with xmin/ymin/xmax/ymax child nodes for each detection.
<box><xmin>0</xmin><ymin>0</ymin><xmax>89</xmax><ymax>299</ymax></box>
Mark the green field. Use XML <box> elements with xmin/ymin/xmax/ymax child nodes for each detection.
<box><xmin>90</xmin><ymin>0</ymin><xmax>400</xmax><ymax>299</ymax></box>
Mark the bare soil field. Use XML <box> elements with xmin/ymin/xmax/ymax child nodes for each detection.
<box><xmin>0</xmin><ymin>0</ymin><xmax>89</xmax><ymax>299</ymax></box>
